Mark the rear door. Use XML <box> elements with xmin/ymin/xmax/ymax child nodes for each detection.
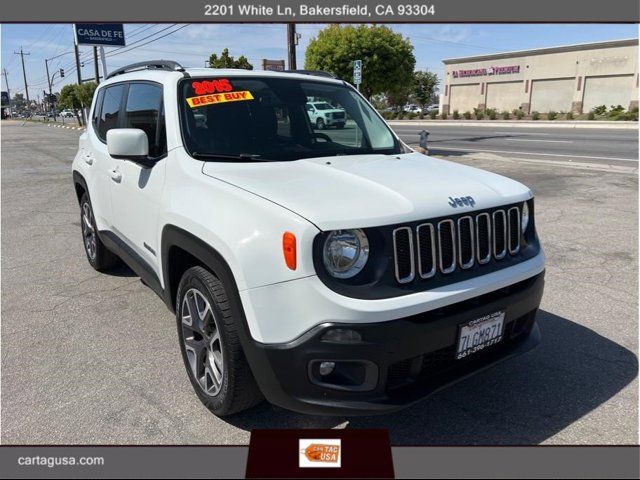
<box><xmin>108</xmin><ymin>81</ymin><xmax>167</xmax><ymax>275</ymax></box>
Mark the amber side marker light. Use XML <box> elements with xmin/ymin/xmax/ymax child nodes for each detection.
<box><xmin>283</xmin><ymin>232</ymin><xmax>297</xmax><ymax>270</ymax></box>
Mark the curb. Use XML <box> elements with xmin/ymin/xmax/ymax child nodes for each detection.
<box><xmin>46</xmin><ymin>123</ymin><xmax>86</xmax><ymax>131</ymax></box>
<box><xmin>388</xmin><ymin>120</ymin><xmax>639</xmax><ymax>130</ymax></box>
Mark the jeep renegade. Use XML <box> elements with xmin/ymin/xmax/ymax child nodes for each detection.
<box><xmin>72</xmin><ymin>61</ymin><xmax>545</xmax><ymax>416</ymax></box>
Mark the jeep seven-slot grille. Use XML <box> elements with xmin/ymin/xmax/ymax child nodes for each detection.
<box><xmin>392</xmin><ymin>206</ymin><xmax>522</xmax><ymax>283</ymax></box>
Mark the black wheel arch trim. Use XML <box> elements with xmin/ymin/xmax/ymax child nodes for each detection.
<box><xmin>160</xmin><ymin>224</ymin><xmax>284</xmax><ymax>398</ymax></box>
<box><xmin>72</xmin><ymin>170</ymin><xmax>89</xmax><ymax>204</ymax></box>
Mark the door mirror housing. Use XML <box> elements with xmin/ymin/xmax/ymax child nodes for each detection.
<box><xmin>107</xmin><ymin>128</ymin><xmax>155</xmax><ymax>167</ymax></box>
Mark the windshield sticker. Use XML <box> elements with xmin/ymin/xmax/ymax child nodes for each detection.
<box><xmin>186</xmin><ymin>90</ymin><xmax>254</xmax><ymax>108</ymax></box>
<box><xmin>192</xmin><ymin>79</ymin><xmax>233</xmax><ymax>95</ymax></box>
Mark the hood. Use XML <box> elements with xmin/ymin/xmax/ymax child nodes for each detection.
<box><xmin>201</xmin><ymin>152</ymin><xmax>531</xmax><ymax>231</ymax></box>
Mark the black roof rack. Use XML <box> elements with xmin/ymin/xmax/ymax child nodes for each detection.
<box><xmin>106</xmin><ymin>60</ymin><xmax>186</xmax><ymax>79</ymax></box>
<box><xmin>283</xmin><ymin>69</ymin><xmax>338</xmax><ymax>79</ymax></box>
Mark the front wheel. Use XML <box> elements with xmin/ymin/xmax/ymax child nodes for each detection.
<box><xmin>316</xmin><ymin>118</ymin><xmax>326</xmax><ymax>130</ymax></box>
<box><xmin>176</xmin><ymin>266</ymin><xmax>263</xmax><ymax>416</ymax></box>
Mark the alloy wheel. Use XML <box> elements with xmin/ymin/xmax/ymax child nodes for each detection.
<box><xmin>81</xmin><ymin>202</ymin><xmax>97</xmax><ymax>260</ymax></box>
<box><xmin>181</xmin><ymin>288</ymin><xmax>224</xmax><ymax>396</ymax></box>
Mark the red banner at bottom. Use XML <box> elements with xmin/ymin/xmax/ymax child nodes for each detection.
<box><xmin>245</xmin><ymin>429</ymin><xmax>394</xmax><ymax>478</ymax></box>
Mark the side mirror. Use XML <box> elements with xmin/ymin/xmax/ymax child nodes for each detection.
<box><xmin>107</xmin><ymin>128</ymin><xmax>154</xmax><ymax>167</ymax></box>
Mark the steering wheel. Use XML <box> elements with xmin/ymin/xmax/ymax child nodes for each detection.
<box><xmin>311</xmin><ymin>132</ymin><xmax>332</xmax><ymax>142</ymax></box>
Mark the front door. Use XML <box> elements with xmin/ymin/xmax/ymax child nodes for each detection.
<box><xmin>108</xmin><ymin>82</ymin><xmax>167</xmax><ymax>276</ymax></box>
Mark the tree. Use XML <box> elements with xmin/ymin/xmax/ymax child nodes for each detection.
<box><xmin>208</xmin><ymin>48</ymin><xmax>253</xmax><ymax>70</ymax></box>
<box><xmin>11</xmin><ymin>93</ymin><xmax>27</xmax><ymax>112</ymax></box>
<box><xmin>76</xmin><ymin>81</ymin><xmax>97</xmax><ymax>109</ymax></box>
<box><xmin>57</xmin><ymin>82</ymin><xmax>96</xmax><ymax>125</ymax></box>
<box><xmin>304</xmin><ymin>25</ymin><xmax>416</xmax><ymax>99</ymax></box>
<box><xmin>58</xmin><ymin>84</ymin><xmax>84</xmax><ymax>125</ymax></box>
<box><xmin>412</xmin><ymin>70</ymin><xmax>439</xmax><ymax>107</ymax></box>
<box><xmin>386</xmin><ymin>86</ymin><xmax>411</xmax><ymax>109</ymax></box>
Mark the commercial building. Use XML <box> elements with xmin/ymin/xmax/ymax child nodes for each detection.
<box><xmin>441</xmin><ymin>39</ymin><xmax>638</xmax><ymax>115</ymax></box>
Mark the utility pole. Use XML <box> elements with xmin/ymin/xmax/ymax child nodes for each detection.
<box><xmin>45</xmin><ymin>58</ymin><xmax>52</xmax><ymax>117</ymax></box>
<box><xmin>287</xmin><ymin>24</ymin><xmax>297</xmax><ymax>70</ymax></box>
<box><xmin>99</xmin><ymin>46</ymin><xmax>108</xmax><ymax>79</ymax></box>
<box><xmin>2</xmin><ymin>68</ymin><xmax>10</xmax><ymax>112</ymax></box>
<box><xmin>73</xmin><ymin>39</ymin><xmax>86</xmax><ymax>125</ymax></box>
<box><xmin>93</xmin><ymin>46</ymin><xmax>100</xmax><ymax>84</ymax></box>
<box><xmin>13</xmin><ymin>47</ymin><xmax>30</xmax><ymax>104</ymax></box>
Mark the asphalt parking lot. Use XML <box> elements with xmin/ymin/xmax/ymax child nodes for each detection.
<box><xmin>1</xmin><ymin>120</ymin><xmax>637</xmax><ymax>445</ymax></box>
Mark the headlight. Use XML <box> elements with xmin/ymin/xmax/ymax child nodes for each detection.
<box><xmin>322</xmin><ymin>229</ymin><xmax>369</xmax><ymax>279</ymax></box>
<box><xmin>521</xmin><ymin>201</ymin><xmax>530</xmax><ymax>233</ymax></box>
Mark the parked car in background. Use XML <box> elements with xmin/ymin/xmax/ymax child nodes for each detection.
<box><xmin>403</xmin><ymin>104</ymin><xmax>422</xmax><ymax>115</ymax></box>
<box><xmin>423</xmin><ymin>103</ymin><xmax>440</xmax><ymax>114</ymax></box>
<box><xmin>60</xmin><ymin>110</ymin><xmax>75</xmax><ymax>118</ymax></box>
<box><xmin>306</xmin><ymin>101</ymin><xmax>346</xmax><ymax>129</ymax></box>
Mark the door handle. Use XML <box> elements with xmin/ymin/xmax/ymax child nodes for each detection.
<box><xmin>109</xmin><ymin>168</ymin><xmax>122</xmax><ymax>182</ymax></box>
<box><xmin>83</xmin><ymin>154</ymin><xmax>93</xmax><ymax>165</ymax></box>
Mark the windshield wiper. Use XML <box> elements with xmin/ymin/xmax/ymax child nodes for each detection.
<box><xmin>191</xmin><ymin>152</ymin><xmax>275</xmax><ymax>162</ymax></box>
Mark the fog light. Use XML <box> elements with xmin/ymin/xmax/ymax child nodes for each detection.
<box><xmin>321</xmin><ymin>328</ymin><xmax>362</xmax><ymax>344</ymax></box>
<box><xmin>318</xmin><ymin>361</ymin><xmax>336</xmax><ymax>376</ymax></box>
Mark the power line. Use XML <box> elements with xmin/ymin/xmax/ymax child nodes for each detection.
<box><xmin>105</xmin><ymin>25</ymin><xmax>189</xmax><ymax>58</ymax></box>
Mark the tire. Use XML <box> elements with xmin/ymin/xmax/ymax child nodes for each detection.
<box><xmin>176</xmin><ymin>266</ymin><xmax>263</xmax><ymax>416</ymax></box>
<box><xmin>79</xmin><ymin>192</ymin><xmax>119</xmax><ymax>271</ymax></box>
<box><xmin>316</xmin><ymin>118</ymin><xmax>326</xmax><ymax>130</ymax></box>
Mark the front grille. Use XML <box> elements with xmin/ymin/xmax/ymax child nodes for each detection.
<box><xmin>492</xmin><ymin>210</ymin><xmax>507</xmax><ymax>259</ymax></box>
<box><xmin>392</xmin><ymin>227</ymin><xmax>414</xmax><ymax>283</ymax></box>
<box><xmin>457</xmin><ymin>216</ymin><xmax>474</xmax><ymax>269</ymax></box>
<box><xmin>476</xmin><ymin>213</ymin><xmax>491</xmax><ymax>264</ymax></box>
<box><xmin>437</xmin><ymin>220</ymin><xmax>456</xmax><ymax>274</ymax></box>
<box><xmin>392</xmin><ymin>205</ymin><xmax>524</xmax><ymax>284</ymax></box>
<box><xmin>508</xmin><ymin>207</ymin><xmax>521</xmax><ymax>254</ymax></box>
<box><xmin>416</xmin><ymin>223</ymin><xmax>436</xmax><ymax>279</ymax></box>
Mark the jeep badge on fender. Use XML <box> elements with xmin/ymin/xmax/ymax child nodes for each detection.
<box><xmin>72</xmin><ymin>60</ymin><xmax>544</xmax><ymax>417</ymax></box>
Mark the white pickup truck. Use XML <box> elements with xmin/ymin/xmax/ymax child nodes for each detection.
<box><xmin>72</xmin><ymin>61</ymin><xmax>545</xmax><ymax>417</ymax></box>
<box><xmin>306</xmin><ymin>101</ymin><xmax>347</xmax><ymax>129</ymax></box>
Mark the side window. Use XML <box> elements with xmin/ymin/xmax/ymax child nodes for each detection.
<box><xmin>123</xmin><ymin>83</ymin><xmax>166</xmax><ymax>158</ymax></box>
<box><xmin>91</xmin><ymin>89</ymin><xmax>104</xmax><ymax>127</ymax></box>
<box><xmin>97</xmin><ymin>84</ymin><xmax>125</xmax><ymax>141</ymax></box>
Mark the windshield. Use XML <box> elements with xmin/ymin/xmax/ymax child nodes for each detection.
<box><xmin>313</xmin><ymin>102</ymin><xmax>334</xmax><ymax>110</ymax></box>
<box><xmin>179</xmin><ymin>76</ymin><xmax>401</xmax><ymax>161</ymax></box>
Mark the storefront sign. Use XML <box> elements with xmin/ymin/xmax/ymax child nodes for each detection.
<box><xmin>262</xmin><ymin>59</ymin><xmax>285</xmax><ymax>71</ymax></box>
<box><xmin>74</xmin><ymin>23</ymin><xmax>125</xmax><ymax>47</ymax></box>
<box><xmin>452</xmin><ymin>65</ymin><xmax>520</xmax><ymax>78</ymax></box>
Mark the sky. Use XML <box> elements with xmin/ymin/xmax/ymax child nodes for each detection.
<box><xmin>1</xmin><ymin>23</ymin><xmax>637</xmax><ymax>100</ymax></box>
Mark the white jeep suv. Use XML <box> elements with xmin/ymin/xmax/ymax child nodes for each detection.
<box><xmin>72</xmin><ymin>61</ymin><xmax>545</xmax><ymax>416</ymax></box>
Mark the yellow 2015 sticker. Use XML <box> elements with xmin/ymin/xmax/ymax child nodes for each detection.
<box><xmin>186</xmin><ymin>90</ymin><xmax>254</xmax><ymax>108</ymax></box>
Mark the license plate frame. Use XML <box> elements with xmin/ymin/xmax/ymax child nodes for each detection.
<box><xmin>456</xmin><ymin>311</ymin><xmax>505</xmax><ymax>360</ymax></box>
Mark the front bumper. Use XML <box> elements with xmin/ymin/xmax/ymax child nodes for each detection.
<box><xmin>244</xmin><ymin>271</ymin><xmax>544</xmax><ymax>416</ymax></box>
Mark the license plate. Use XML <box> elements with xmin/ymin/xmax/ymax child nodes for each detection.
<box><xmin>456</xmin><ymin>311</ymin><xmax>505</xmax><ymax>360</ymax></box>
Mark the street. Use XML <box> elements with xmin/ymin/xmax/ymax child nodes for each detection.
<box><xmin>390</xmin><ymin>123</ymin><xmax>639</xmax><ymax>165</ymax></box>
<box><xmin>1</xmin><ymin>120</ymin><xmax>637</xmax><ymax>445</ymax></box>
